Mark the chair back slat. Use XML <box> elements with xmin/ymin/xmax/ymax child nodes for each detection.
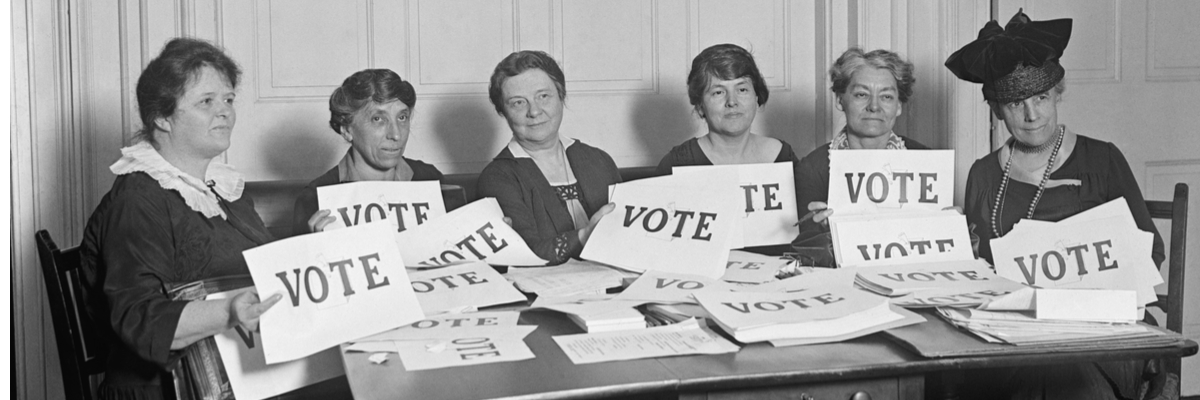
<box><xmin>36</xmin><ymin>230</ymin><xmax>107</xmax><ymax>400</ymax></box>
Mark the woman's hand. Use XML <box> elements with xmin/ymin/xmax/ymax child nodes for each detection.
<box><xmin>227</xmin><ymin>290</ymin><xmax>283</xmax><ymax>332</ymax></box>
<box><xmin>578</xmin><ymin>203</ymin><xmax>617</xmax><ymax>245</ymax></box>
<box><xmin>307</xmin><ymin>210</ymin><xmax>337</xmax><ymax>233</ymax></box>
<box><xmin>807</xmin><ymin>202</ymin><xmax>835</xmax><ymax>225</ymax></box>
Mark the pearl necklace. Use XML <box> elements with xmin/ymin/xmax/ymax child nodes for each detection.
<box><xmin>990</xmin><ymin>125</ymin><xmax>1065</xmax><ymax>238</ymax></box>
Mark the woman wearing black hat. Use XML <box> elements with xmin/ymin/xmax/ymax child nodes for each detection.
<box><xmin>947</xmin><ymin>10</ymin><xmax>1170</xmax><ymax>400</ymax></box>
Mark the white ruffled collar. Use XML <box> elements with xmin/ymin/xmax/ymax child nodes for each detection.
<box><xmin>109</xmin><ymin>141</ymin><xmax>244</xmax><ymax>219</ymax></box>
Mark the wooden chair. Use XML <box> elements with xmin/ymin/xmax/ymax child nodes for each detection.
<box><xmin>36</xmin><ymin>229</ymin><xmax>108</xmax><ymax>400</ymax></box>
<box><xmin>1145</xmin><ymin>182</ymin><xmax>1189</xmax><ymax>380</ymax></box>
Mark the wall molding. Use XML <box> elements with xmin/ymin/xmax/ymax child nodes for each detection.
<box><xmin>1145</xmin><ymin>1</ymin><xmax>1200</xmax><ymax>82</ymax></box>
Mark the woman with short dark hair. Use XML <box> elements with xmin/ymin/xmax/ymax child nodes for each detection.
<box><xmin>81</xmin><ymin>37</ymin><xmax>280</xmax><ymax>400</ymax></box>
<box><xmin>657</xmin><ymin>43</ymin><xmax>797</xmax><ymax>175</ymax></box>
<box><xmin>478</xmin><ymin>50</ymin><xmax>620</xmax><ymax>265</ymax></box>
<box><xmin>293</xmin><ymin>68</ymin><xmax>443</xmax><ymax>234</ymax></box>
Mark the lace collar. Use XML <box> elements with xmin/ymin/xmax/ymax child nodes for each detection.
<box><xmin>109</xmin><ymin>141</ymin><xmax>244</xmax><ymax>219</ymax></box>
<box><xmin>829</xmin><ymin>128</ymin><xmax>907</xmax><ymax>151</ymax></box>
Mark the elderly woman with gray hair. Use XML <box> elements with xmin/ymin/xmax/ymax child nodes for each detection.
<box><xmin>791</xmin><ymin>48</ymin><xmax>930</xmax><ymax>262</ymax></box>
<box><xmin>293</xmin><ymin>68</ymin><xmax>443</xmax><ymax>234</ymax></box>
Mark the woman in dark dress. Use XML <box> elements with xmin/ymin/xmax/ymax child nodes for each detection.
<box><xmin>80</xmin><ymin>38</ymin><xmax>281</xmax><ymax>400</ymax></box>
<box><xmin>478</xmin><ymin>51</ymin><xmax>620</xmax><ymax>265</ymax></box>
<box><xmin>294</xmin><ymin>69</ymin><xmax>443</xmax><ymax>234</ymax></box>
<box><xmin>948</xmin><ymin>10</ymin><xmax>1169</xmax><ymax>400</ymax></box>
<box><xmin>792</xmin><ymin>48</ymin><xmax>930</xmax><ymax>251</ymax></box>
<box><xmin>657</xmin><ymin>44</ymin><xmax>800</xmax><ymax>179</ymax></box>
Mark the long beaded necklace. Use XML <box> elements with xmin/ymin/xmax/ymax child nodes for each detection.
<box><xmin>990</xmin><ymin>125</ymin><xmax>1065</xmax><ymax>238</ymax></box>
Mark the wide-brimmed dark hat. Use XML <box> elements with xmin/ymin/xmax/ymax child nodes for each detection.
<box><xmin>945</xmin><ymin>9</ymin><xmax>1072</xmax><ymax>104</ymax></box>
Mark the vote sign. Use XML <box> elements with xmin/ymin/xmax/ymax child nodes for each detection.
<box><xmin>674</xmin><ymin>163</ymin><xmax>799</xmax><ymax>247</ymax></box>
<box><xmin>582</xmin><ymin>179</ymin><xmax>736</xmax><ymax>279</ymax></box>
<box><xmin>829</xmin><ymin>210</ymin><xmax>973</xmax><ymax>268</ymax></box>
<box><xmin>244</xmin><ymin>221</ymin><xmax>424</xmax><ymax>364</ymax></box>
<box><xmin>395</xmin><ymin>198</ymin><xmax>546</xmax><ymax>267</ymax></box>
<box><xmin>317</xmin><ymin>180</ymin><xmax>446</xmax><ymax>232</ymax></box>
<box><xmin>615</xmin><ymin>271</ymin><xmax>739</xmax><ymax>304</ymax></box>
<box><xmin>406</xmin><ymin>261</ymin><xmax>528</xmax><ymax>315</ymax></box>
<box><xmin>828</xmin><ymin>150</ymin><xmax>954</xmax><ymax>214</ymax></box>
<box><xmin>990</xmin><ymin>215</ymin><xmax>1155</xmax><ymax>305</ymax></box>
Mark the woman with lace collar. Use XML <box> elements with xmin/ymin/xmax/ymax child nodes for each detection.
<box><xmin>80</xmin><ymin>38</ymin><xmax>280</xmax><ymax>400</ymax></box>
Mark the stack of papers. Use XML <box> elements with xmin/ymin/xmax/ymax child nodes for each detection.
<box><xmin>853</xmin><ymin>260</ymin><xmax>1026</xmax><ymax>308</ymax></box>
<box><xmin>552</xmin><ymin>319</ymin><xmax>740</xmax><ymax>365</ymax></box>
<box><xmin>936</xmin><ymin>307</ymin><xmax>1156</xmax><ymax>346</ymax></box>
<box><xmin>693</xmin><ymin>286</ymin><xmax>922</xmax><ymax>345</ymax></box>
<box><xmin>504</xmin><ymin>259</ymin><xmax>628</xmax><ymax>297</ymax></box>
<box><xmin>566</xmin><ymin>308</ymin><xmax>647</xmax><ymax>333</ymax></box>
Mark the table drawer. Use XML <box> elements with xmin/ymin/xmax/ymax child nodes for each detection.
<box><xmin>682</xmin><ymin>375</ymin><xmax>922</xmax><ymax>400</ymax></box>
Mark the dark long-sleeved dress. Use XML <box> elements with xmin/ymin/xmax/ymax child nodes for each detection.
<box><xmin>964</xmin><ymin>134</ymin><xmax>1164</xmax><ymax>266</ymax></box>
<box><xmin>82</xmin><ymin>165</ymin><xmax>272</xmax><ymax>400</ymax></box>
<box><xmin>478</xmin><ymin>139</ymin><xmax>622</xmax><ymax>265</ymax></box>
<box><xmin>291</xmin><ymin>157</ymin><xmax>443</xmax><ymax>235</ymax></box>
<box><xmin>961</xmin><ymin>133</ymin><xmax>1166</xmax><ymax>400</ymax></box>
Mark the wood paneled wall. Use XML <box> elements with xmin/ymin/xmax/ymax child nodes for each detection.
<box><xmin>11</xmin><ymin>1</ymin><xmax>994</xmax><ymax>398</ymax></box>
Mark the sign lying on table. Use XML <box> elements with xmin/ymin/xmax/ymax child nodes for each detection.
<box><xmin>615</xmin><ymin>270</ymin><xmax>739</xmax><ymax>304</ymax></box>
<box><xmin>720</xmin><ymin>250</ymin><xmax>793</xmax><ymax>284</ymax></box>
<box><xmin>393</xmin><ymin>325</ymin><xmax>538</xmax><ymax>371</ymax></box>
<box><xmin>395</xmin><ymin>198</ymin><xmax>546</xmax><ymax>267</ymax></box>
<box><xmin>407</xmin><ymin>261</ymin><xmax>528</xmax><ymax>315</ymax></box>
<box><xmin>208</xmin><ymin>289</ymin><xmax>344</xmax><ymax>400</ymax></box>
<box><xmin>583</xmin><ymin>175</ymin><xmax>737</xmax><ymax>279</ymax></box>
<box><xmin>317</xmin><ymin>181</ymin><xmax>445</xmax><ymax>232</ymax></box>
<box><xmin>552</xmin><ymin>319</ymin><xmax>739</xmax><ymax>364</ymax></box>
<box><xmin>827</xmin><ymin>150</ymin><xmax>954</xmax><ymax>214</ymax></box>
<box><xmin>990</xmin><ymin>198</ymin><xmax>1159</xmax><ymax>307</ymax></box>
<box><xmin>674</xmin><ymin>163</ymin><xmax>799</xmax><ymax>247</ymax></box>
<box><xmin>244</xmin><ymin>221</ymin><xmax>424</xmax><ymax>364</ymax></box>
<box><xmin>355</xmin><ymin>311</ymin><xmax>522</xmax><ymax>342</ymax></box>
<box><xmin>829</xmin><ymin>210</ymin><xmax>973</xmax><ymax>268</ymax></box>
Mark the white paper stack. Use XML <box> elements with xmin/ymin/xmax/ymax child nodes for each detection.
<box><xmin>692</xmin><ymin>286</ymin><xmax>921</xmax><ymax>345</ymax></box>
<box><xmin>566</xmin><ymin>308</ymin><xmax>648</xmax><ymax>333</ymax></box>
<box><xmin>853</xmin><ymin>259</ymin><xmax>1027</xmax><ymax>308</ymax></box>
<box><xmin>504</xmin><ymin>259</ymin><xmax>628</xmax><ymax>297</ymax></box>
<box><xmin>937</xmin><ymin>307</ymin><xmax>1155</xmax><ymax>346</ymax></box>
<box><xmin>828</xmin><ymin>210</ymin><xmax>974</xmax><ymax>268</ymax></box>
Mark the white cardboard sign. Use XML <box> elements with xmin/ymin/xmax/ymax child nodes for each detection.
<box><xmin>1034</xmin><ymin>288</ymin><xmax>1137</xmax><ymax>322</ymax></box>
<box><xmin>827</xmin><ymin>150</ymin><xmax>955</xmax><ymax>214</ymax></box>
<box><xmin>407</xmin><ymin>261</ymin><xmax>528</xmax><ymax>315</ymax></box>
<box><xmin>674</xmin><ymin>163</ymin><xmax>799</xmax><ymax>247</ymax></box>
<box><xmin>583</xmin><ymin>178</ymin><xmax>737</xmax><ymax>279</ymax></box>
<box><xmin>829</xmin><ymin>210</ymin><xmax>974</xmax><ymax>268</ymax></box>
<box><xmin>316</xmin><ymin>181</ymin><xmax>446</xmax><ymax>232</ymax></box>
<box><xmin>208</xmin><ymin>289</ymin><xmax>344</xmax><ymax>400</ymax></box>
<box><xmin>393</xmin><ymin>325</ymin><xmax>538</xmax><ymax>371</ymax></box>
<box><xmin>244</xmin><ymin>222</ymin><xmax>424</xmax><ymax>364</ymax></box>
<box><xmin>615</xmin><ymin>271</ymin><xmax>740</xmax><ymax>304</ymax></box>
<box><xmin>395</xmin><ymin>198</ymin><xmax>546</xmax><ymax>267</ymax></box>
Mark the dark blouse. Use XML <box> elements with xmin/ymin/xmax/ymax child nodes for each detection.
<box><xmin>81</xmin><ymin>172</ymin><xmax>273</xmax><ymax>400</ymax></box>
<box><xmin>790</xmin><ymin>136</ymin><xmax>931</xmax><ymax>243</ymax></box>
<box><xmin>964</xmin><ymin>134</ymin><xmax>1165</xmax><ymax>266</ymax></box>
<box><xmin>291</xmin><ymin>157</ymin><xmax>443</xmax><ymax>235</ymax></box>
<box><xmin>478</xmin><ymin>140</ymin><xmax>622</xmax><ymax>265</ymax></box>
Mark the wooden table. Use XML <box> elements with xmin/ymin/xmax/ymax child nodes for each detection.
<box><xmin>340</xmin><ymin>310</ymin><xmax>1198</xmax><ymax>400</ymax></box>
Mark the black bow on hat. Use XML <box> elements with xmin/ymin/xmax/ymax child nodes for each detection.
<box><xmin>945</xmin><ymin>9</ymin><xmax>1072</xmax><ymax>103</ymax></box>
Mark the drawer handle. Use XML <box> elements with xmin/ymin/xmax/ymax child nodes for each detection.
<box><xmin>849</xmin><ymin>391</ymin><xmax>872</xmax><ymax>400</ymax></box>
<box><xmin>798</xmin><ymin>394</ymin><xmax>814</xmax><ymax>400</ymax></box>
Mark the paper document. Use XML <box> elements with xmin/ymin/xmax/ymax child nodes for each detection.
<box><xmin>674</xmin><ymin>163</ymin><xmax>799</xmax><ymax>247</ymax></box>
<box><xmin>615</xmin><ymin>271</ymin><xmax>739</xmax><ymax>304</ymax></box>
<box><xmin>829</xmin><ymin>210</ymin><xmax>974</xmax><ymax>268</ymax></box>
<box><xmin>317</xmin><ymin>180</ymin><xmax>445</xmax><ymax>232</ymax></box>
<box><xmin>721</xmin><ymin>250</ymin><xmax>794</xmax><ymax>283</ymax></box>
<box><xmin>827</xmin><ymin>150</ymin><xmax>955</xmax><ymax>214</ymax></box>
<box><xmin>393</xmin><ymin>325</ymin><xmax>538</xmax><ymax>371</ymax></box>
<box><xmin>395</xmin><ymin>198</ymin><xmax>546</xmax><ymax>267</ymax></box>
<box><xmin>355</xmin><ymin>311</ymin><xmax>521</xmax><ymax>342</ymax></box>
<box><xmin>244</xmin><ymin>222</ymin><xmax>424</xmax><ymax>364</ymax></box>
<box><xmin>552</xmin><ymin>319</ymin><xmax>739</xmax><ymax>364</ymax></box>
<box><xmin>408</xmin><ymin>261</ymin><xmax>528</xmax><ymax>315</ymax></box>
<box><xmin>504</xmin><ymin>259</ymin><xmax>626</xmax><ymax>296</ymax></box>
